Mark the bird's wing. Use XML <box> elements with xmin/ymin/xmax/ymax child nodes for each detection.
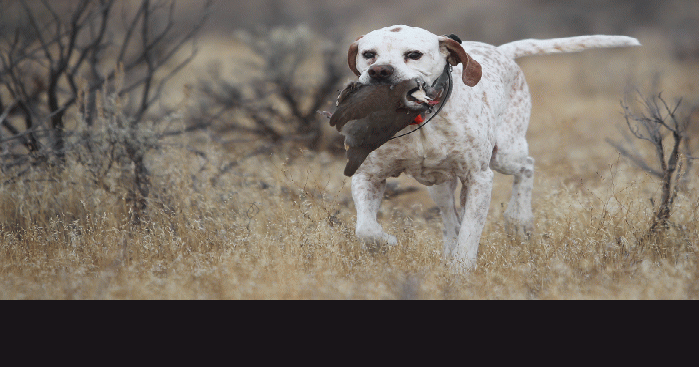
<box><xmin>343</xmin><ymin>146</ymin><xmax>373</xmax><ymax>176</ymax></box>
<box><xmin>329</xmin><ymin>86</ymin><xmax>397</xmax><ymax>131</ymax></box>
<box><xmin>343</xmin><ymin>109</ymin><xmax>420</xmax><ymax>148</ymax></box>
<box><xmin>335</xmin><ymin>82</ymin><xmax>362</xmax><ymax>105</ymax></box>
<box><xmin>341</xmin><ymin>110</ymin><xmax>421</xmax><ymax>176</ymax></box>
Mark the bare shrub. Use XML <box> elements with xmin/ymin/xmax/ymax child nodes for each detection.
<box><xmin>70</xmin><ymin>78</ymin><xmax>165</xmax><ymax>224</ymax></box>
<box><xmin>196</xmin><ymin>25</ymin><xmax>345</xmax><ymax>150</ymax></box>
<box><xmin>0</xmin><ymin>0</ymin><xmax>212</xmax><ymax>223</ymax></box>
<box><xmin>607</xmin><ymin>88</ymin><xmax>697</xmax><ymax>238</ymax></box>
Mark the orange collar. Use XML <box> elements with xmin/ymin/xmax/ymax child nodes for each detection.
<box><xmin>409</xmin><ymin>114</ymin><xmax>425</xmax><ymax>125</ymax></box>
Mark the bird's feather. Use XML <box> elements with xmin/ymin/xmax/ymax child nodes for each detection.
<box><xmin>327</xmin><ymin>79</ymin><xmax>442</xmax><ymax>176</ymax></box>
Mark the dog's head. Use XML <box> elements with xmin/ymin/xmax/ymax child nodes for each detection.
<box><xmin>347</xmin><ymin>25</ymin><xmax>482</xmax><ymax>88</ymax></box>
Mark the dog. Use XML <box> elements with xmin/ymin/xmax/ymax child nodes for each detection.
<box><xmin>345</xmin><ymin>25</ymin><xmax>640</xmax><ymax>271</ymax></box>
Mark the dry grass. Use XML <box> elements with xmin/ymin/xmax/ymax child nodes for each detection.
<box><xmin>2</xmin><ymin>136</ymin><xmax>697</xmax><ymax>299</ymax></box>
<box><xmin>2</xmin><ymin>24</ymin><xmax>699</xmax><ymax>299</ymax></box>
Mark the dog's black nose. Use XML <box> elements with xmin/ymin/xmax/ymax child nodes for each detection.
<box><xmin>368</xmin><ymin>64</ymin><xmax>394</xmax><ymax>80</ymax></box>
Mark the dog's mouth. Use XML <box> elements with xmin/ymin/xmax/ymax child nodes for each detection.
<box><xmin>367</xmin><ymin>78</ymin><xmax>443</xmax><ymax>107</ymax></box>
<box><xmin>407</xmin><ymin>85</ymin><xmax>441</xmax><ymax>106</ymax></box>
<box><xmin>366</xmin><ymin>79</ymin><xmax>394</xmax><ymax>86</ymax></box>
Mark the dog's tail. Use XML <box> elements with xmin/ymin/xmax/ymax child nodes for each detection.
<box><xmin>498</xmin><ymin>35</ymin><xmax>640</xmax><ymax>60</ymax></box>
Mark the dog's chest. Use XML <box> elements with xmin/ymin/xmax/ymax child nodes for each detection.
<box><xmin>369</xmin><ymin>118</ymin><xmax>481</xmax><ymax>185</ymax></box>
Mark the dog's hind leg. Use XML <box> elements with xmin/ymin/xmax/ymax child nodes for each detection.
<box><xmin>428</xmin><ymin>178</ymin><xmax>460</xmax><ymax>256</ymax></box>
<box><xmin>490</xmin><ymin>75</ymin><xmax>535</xmax><ymax>237</ymax></box>
<box><xmin>492</xmin><ymin>146</ymin><xmax>535</xmax><ymax>237</ymax></box>
<box><xmin>451</xmin><ymin>168</ymin><xmax>494</xmax><ymax>271</ymax></box>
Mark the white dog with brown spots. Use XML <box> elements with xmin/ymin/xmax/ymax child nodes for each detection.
<box><xmin>345</xmin><ymin>25</ymin><xmax>639</xmax><ymax>271</ymax></box>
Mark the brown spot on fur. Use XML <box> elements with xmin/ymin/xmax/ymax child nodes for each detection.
<box><xmin>390</xmin><ymin>27</ymin><xmax>402</xmax><ymax>32</ymax></box>
<box><xmin>482</xmin><ymin>92</ymin><xmax>490</xmax><ymax>109</ymax></box>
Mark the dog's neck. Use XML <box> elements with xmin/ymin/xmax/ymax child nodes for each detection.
<box><xmin>429</xmin><ymin>62</ymin><xmax>454</xmax><ymax>112</ymax></box>
<box><xmin>405</xmin><ymin>62</ymin><xmax>453</xmax><ymax>129</ymax></box>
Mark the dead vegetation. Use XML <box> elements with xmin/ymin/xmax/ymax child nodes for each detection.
<box><xmin>196</xmin><ymin>25</ymin><xmax>345</xmax><ymax>150</ymax></box>
<box><xmin>0</xmin><ymin>0</ymin><xmax>212</xmax><ymax>224</ymax></box>
<box><xmin>607</xmin><ymin>86</ymin><xmax>697</xmax><ymax>240</ymax></box>
<box><xmin>1</xmin><ymin>141</ymin><xmax>697</xmax><ymax>299</ymax></box>
<box><xmin>1</xmin><ymin>2</ymin><xmax>699</xmax><ymax>299</ymax></box>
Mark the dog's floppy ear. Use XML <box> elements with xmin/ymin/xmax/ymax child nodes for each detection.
<box><xmin>439</xmin><ymin>36</ymin><xmax>482</xmax><ymax>87</ymax></box>
<box><xmin>347</xmin><ymin>36</ymin><xmax>363</xmax><ymax>77</ymax></box>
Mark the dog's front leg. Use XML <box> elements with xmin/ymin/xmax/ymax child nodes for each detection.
<box><xmin>351</xmin><ymin>173</ymin><xmax>397</xmax><ymax>246</ymax></box>
<box><xmin>450</xmin><ymin>168</ymin><xmax>494</xmax><ymax>271</ymax></box>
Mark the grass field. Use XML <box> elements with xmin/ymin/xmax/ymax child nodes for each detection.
<box><xmin>1</xmin><ymin>8</ymin><xmax>698</xmax><ymax>299</ymax></box>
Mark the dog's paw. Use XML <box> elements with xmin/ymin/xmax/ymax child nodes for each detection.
<box><xmin>446</xmin><ymin>257</ymin><xmax>477</xmax><ymax>274</ymax></box>
<box><xmin>504</xmin><ymin>211</ymin><xmax>534</xmax><ymax>240</ymax></box>
<box><xmin>356</xmin><ymin>226</ymin><xmax>397</xmax><ymax>247</ymax></box>
<box><xmin>504</xmin><ymin>219</ymin><xmax>534</xmax><ymax>240</ymax></box>
<box><xmin>359</xmin><ymin>233</ymin><xmax>398</xmax><ymax>247</ymax></box>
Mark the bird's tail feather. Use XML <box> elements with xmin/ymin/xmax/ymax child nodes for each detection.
<box><xmin>344</xmin><ymin>148</ymin><xmax>372</xmax><ymax>176</ymax></box>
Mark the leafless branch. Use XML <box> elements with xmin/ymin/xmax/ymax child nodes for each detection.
<box><xmin>610</xmin><ymin>88</ymin><xmax>697</xmax><ymax>237</ymax></box>
<box><xmin>0</xmin><ymin>0</ymin><xmax>211</xmax><ymax>224</ymax></box>
<box><xmin>605</xmin><ymin>137</ymin><xmax>662</xmax><ymax>177</ymax></box>
<box><xmin>197</xmin><ymin>25</ymin><xmax>345</xmax><ymax>150</ymax></box>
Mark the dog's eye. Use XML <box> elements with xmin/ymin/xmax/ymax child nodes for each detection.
<box><xmin>362</xmin><ymin>51</ymin><xmax>376</xmax><ymax>59</ymax></box>
<box><xmin>405</xmin><ymin>51</ymin><xmax>423</xmax><ymax>60</ymax></box>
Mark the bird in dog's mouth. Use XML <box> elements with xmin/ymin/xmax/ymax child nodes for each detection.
<box><xmin>319</xmin><ymin>77</ymin><xmax>448</xmax><ymax>176</ymax></box>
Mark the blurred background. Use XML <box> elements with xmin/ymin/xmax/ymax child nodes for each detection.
<box><xmin>191</xmin><ymin>0</ymin><xmax>699</xmax><ymax>172</ymax></box>
<box><xmin>1</xmin><ymin>0</ymin><xmax>698</xmax><ymax>202</ymax></box>
<box><xmin>190</xmin><ymin>0</ymin><xmax>699</xmax><ymax>148</ymax></box>
<box><xmin>1</xmin><ymin>0</ymin><xmax>698</xmax><ymax>218</ymax></box>
<box><xmin>214</xmin><ymin>0</ymin><xmax>698</xmax><ymax>57</ymax></box>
